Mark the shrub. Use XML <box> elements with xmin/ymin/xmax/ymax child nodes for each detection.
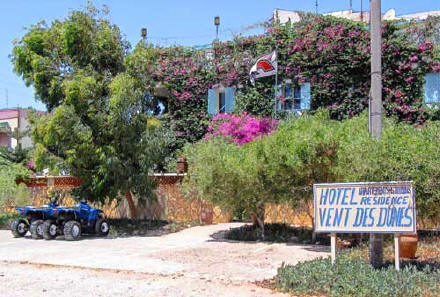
<box><xmin>276</xmin><ymin>253</ymin><xmax>440</xmax><ymax>297</ymax></box>
<box><xmin>336</xmin><ymin>115</ymin><xmax>440</xmax><ymax>225</ymax></box>
<box><xmin>225</xmin><ymin>223</ymin><xmax>328</xmax><ymax>244</ymax></box>
<box><xmin>185</xmin><ymin>110</ymin><xmax>342</xmax><ymax>235</ymax></box>
<box><xmin>187</xmin><ymin>110</ymin><xmax>440</xmax><ymax>231</ymax></box>
<box><xmin>205</xmin><ymin>113</ymin><xmax>278</xmax><ymax>145</ymax></box>
<box><xmin>0</xmin><ymin>162</ymin><xmax>30</xmax><ymax>208</ymax></box>
<box><xmin>0</xmin><ymin>213</ymin><xmax>20</xmax><ymax>229</ymax></box>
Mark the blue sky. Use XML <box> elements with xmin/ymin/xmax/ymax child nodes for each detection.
<box><xmin>1</xmin><ymin>0</ymin><xmax>440</xmax><ymax>111</ymax></box>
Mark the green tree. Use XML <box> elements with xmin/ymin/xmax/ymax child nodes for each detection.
<box><xmin>13</xmin><ymin>5</ymin><xmax>173</xmax><ymax>218</ymax></box>
<box><xmin>11</xmin><ymin>4</ymin><xmax>128</xmax><ymax>111</ymax></box>
<box><xmin>184</xmin><ymin>112</ymin><xmax>339</xmax><ymax>236</ymax></box>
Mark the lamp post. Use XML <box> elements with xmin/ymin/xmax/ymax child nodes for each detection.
<box><xmin>141</xmin><ymin>28</ymin><xmax>147</xmax><ymax>41</ymax></box>
<box><xmin>214</xmin><ymin>16</ymin><xmax>220</xmax><ymax>41</ymax></box>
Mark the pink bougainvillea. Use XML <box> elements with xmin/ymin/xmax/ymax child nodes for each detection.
<box><xmin>26</xmin><ymin>159</ymin><xmax>35</xmax><ymax>169</ymax></box>
<box><xmin>205</xmin><ymin>113</ymin><xmax>278</xmax><ymax>144</ymax></box>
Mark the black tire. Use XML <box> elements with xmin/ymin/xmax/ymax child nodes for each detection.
<box><xmin>63</xmin><ymin>220</ymin><xmax>81</xmax><ymax>241</ymax></box>
<box><xmin>42</xmin><ymin>220</ymin><xmax>58</xmax><ymax>240</ymax></box>
<box><xmin>95</xmin><ymin>218</ymin><xmax>110</xmax><ymax>237</ymax></box>
<box><xmin>10</xmin><ymin>219</ymin><xmax>28</xmax><ymax>238</ymax></box>
<box><xmin>30</xmin><ymin>220</ymin><xmax>44</xmax><ymax>239</ymax></box>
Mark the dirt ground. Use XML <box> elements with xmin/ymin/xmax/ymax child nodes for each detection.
<box><xmin>0</xmin><ymin>223</ymin><xmax>329</xmax><ymax>297</ymax></box>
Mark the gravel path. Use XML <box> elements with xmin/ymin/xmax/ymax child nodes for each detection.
<box><xmin>0</xmin><ymin>223</ymin><xmax>329</xmax><ymax>297</ymax></box>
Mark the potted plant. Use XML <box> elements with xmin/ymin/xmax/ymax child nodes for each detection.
<box><xmin>399</xmin><ymin>233</ymin><xmax>418</xmax><ymax>259</ymax></box>
<box><xmin>176</xmin><ymin>155</ymin><xmax>188</xmax><ymax>173</ymax></box>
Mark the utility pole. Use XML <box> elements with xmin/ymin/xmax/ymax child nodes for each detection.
<box><xmin>350</xmin><ymin>0</ymin><xmax>353</xmax><ymax>10</ymax></box>
<box><xmin>315</xmin><ymin>0</ymin><xmax>318</xmax><ymax>14</ymax></box>
<box><xmin>361</xmin><ymin>0</ymin><xmax>364</xmax><ymax>22</ymax></box>
<box><xmin>369</xmin><ymin>0</ymin><xmax>383</xmax><ymax>269</ymax></box>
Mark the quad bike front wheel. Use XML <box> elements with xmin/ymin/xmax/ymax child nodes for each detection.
<box><xmin>42</xmin><ymin>220</ymin><xmax>58</xmax><ymax>240</ymax></box>
<box><xmin>10</xmin><ymin>219</ymin><xmax>29</xmax><ymax>238</ymax></box>
<box><xmin>30</xmin><ymin>220</ymin><xmax>44</xmax><ymax>239</ymax></box>
<box><xmin>95</xmin><ymin>218</ymin><xmax>110</xmax><ymax>237</ymax></box>
<box><xmin>64</xmin><ymin>220</ymin><xmax>81</xmax><ymax>241</ymax></box>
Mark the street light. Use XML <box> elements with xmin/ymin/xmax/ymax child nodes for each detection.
<box><xmin>214</xmin><ymin>16</ymin><xmax>220</xmax><ymax>41</ymax></box>
<box><xmin>141</xmin><ymin>28</ymin><xmax>147</xmax><ymax>40</ymax></box>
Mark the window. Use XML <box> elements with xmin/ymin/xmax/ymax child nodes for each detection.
<box><xmin>218</xmin><ymin>91</ymin><xmax>226</xmax><ymax>113</ymax></box>
<box><xmin>207</xmin><ymin>87</ymin><xmax>235</xmax><ymax>115</ymax></box>
<box><xmin>277</xmin><ymin>82</ymin><xmax>311</xmax><ymax>111</ymax></box>
<box><xmin>425</xmin><ymin>73</ymin><xmax>440</xmax><ymax>104</ymax></box>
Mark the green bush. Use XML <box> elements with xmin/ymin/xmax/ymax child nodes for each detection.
<box><xmin>184</xmin><ymin>111</ymin><xmax>340</xmax><ymax>233</ymax></box>
<box><xmin>336</xmin><ymin>114</ymin><xmax>440</xmax><ymax>224</ymax></box>
<box><xmin>107</xmin><ymin>218</ymin><xmax>199</xmax><ymax>236</ymax></box>
<box><xmin>226</xmin><ymin>223</ymin><xmax>329</xmax><ymax>244</ymax></box>
<box><xmin>0</xmin><ymin>162</ymin><xmax>30</xmax><ymax>208</ymax></box>
<box><xmin>276</xmin><ymin>253</ymin><xmax>440</xmax><ymax>297</ymax></box>
<box><xmin>186</xmin><ymin>110</ymin><xmax>440</xmax><ymax>229</ymax></box>
<box><xmin>0</xmin><ymin>213</ymin><xmax>19</xmax><ymax>229</ymax></box>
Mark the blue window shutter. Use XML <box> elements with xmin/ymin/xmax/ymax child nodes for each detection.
<box><xmin>207</xmin><ymin>89</ymin><xmax>218</xmax><ymax>115</ymax></box>
<box><xmin>300</xmin><ymin>82</ymin><xmax>311</xmax><ymax>110</ymax></box>
<box><xmin>225</xmin><ymin>87</ymin><xmax>235</xmax><ymax>113</ymax></box>
<box><xmin>425</xmin><ymin>73</ymin><xmax>440</xmax><ymax>104</ymax></box>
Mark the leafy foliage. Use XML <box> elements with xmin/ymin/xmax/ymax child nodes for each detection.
<box><xmin>14</xmin><ymin>5</ymin><xmax>174</xmax><ymax>207</ymax></box>
<box><xmin>186</xmin><ymin>110</ymin><xmax>440</xmax><ymax>226</ymax></box>
<box><xmin>107</xmin><ymin>218</ymin><xmax>198</xmax><ymax>236</ymax></box>
<box><xmin>0</xmin><ymin>161</ymin><xmax>31</xmax><ymax>209</ymax></box>
<box><xmin>276</xmin><ymin>253</ymin><xmax>440</xmax><ymax>297</ymax></box>
<box><xmin>122</xmin><ymin>13</ymin><xmax>440</xmax><ymax>145</ymax></box>
<box><xmin>0</xmin><ymin>213</ymin><xmax>20</xmax><ymax>229</ymax></box>
<box><xmin>11</xmin><ymin>5</ymin><xmax>128</xmax><ymax>111</ymax></box>
<box><xmin>336</xmin><ymin>115</ymin><xmax>440</xmax><ymax>224</ymax></box>
<box><xmin>225</xmin><ymin>223</ymin><xmax>328</xmax><ymax>244</ymax></box>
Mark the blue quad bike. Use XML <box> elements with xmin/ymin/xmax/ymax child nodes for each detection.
<box><xmin>10</xmin><ymin>201</ymin><xmax>59</xmax><ymax>239</ymax></box>
<box><xmin>45</xmin><ymin>202</ymin><xmax>110</xmax><ymax>241</ymax></box>
<box><xmin>11</xmin><ymin>201</ymin><xmax>110</xmax><ymax>241</ymax></box>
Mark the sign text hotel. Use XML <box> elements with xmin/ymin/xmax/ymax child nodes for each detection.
<box><xmin>314</xmin><ymin>181</ymin><xmax>416</xmax><ymax>233</ymax></box>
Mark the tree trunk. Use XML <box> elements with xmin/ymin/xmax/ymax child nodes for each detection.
<box><xmin>251</xmin><ymin>201</ymin><xmax>265</xmax><ymax>239</ymax></box>
<box><xmin>125</xmin><ymin>191</ymin><xmax>137</xmax><ymax>219</ymax></box>
<box><xmin>304</xmin><ymin>201</ymin><xmax>316</xmax><ymax>243</ymax></box>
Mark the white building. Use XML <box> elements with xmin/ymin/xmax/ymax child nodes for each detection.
<box><xmin>0</xmin><ymin>108</ymin><xmax>33</xmax><ymax>149</ymax></box>
<box><xmin>273</xmin><ymin>8</ymin><xmax>440</xmax><ymax>25</ymax></box>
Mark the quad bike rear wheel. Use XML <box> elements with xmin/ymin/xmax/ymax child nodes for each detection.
<box><xmin>30</xmin><ymin>220</ymin><xmax>44</xmax><ymax>239</ymax></box>
<box><xmin>42</xmin><ymin>220</ymin><xmax>58</xmax><ymax>240</ymax></box>
<box><xmin>10</xmin><ymin>219</ymin><xmax>29</xmax><ymax>238</ymax></box>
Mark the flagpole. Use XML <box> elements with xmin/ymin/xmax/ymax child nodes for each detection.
<box><xmin>274</xmin><ymin>49</ymin><xmax>278</xmax><ymax>119</ymax></box>
<box><xmin>274</xmin><ymin>67</ymin><xmax>278</xmax><ymax>118</ymax></box>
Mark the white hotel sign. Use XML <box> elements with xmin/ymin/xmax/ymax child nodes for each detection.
<box><xmin>313</xmin><ymin>181</ymin><xmax>416</xmax><ymax>234</ymax></box>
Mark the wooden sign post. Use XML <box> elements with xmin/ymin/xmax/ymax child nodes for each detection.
<box><xmin>313</xmin><ymin>181</ymin><xmax>416</xmax><ymax>270</ymax></box>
